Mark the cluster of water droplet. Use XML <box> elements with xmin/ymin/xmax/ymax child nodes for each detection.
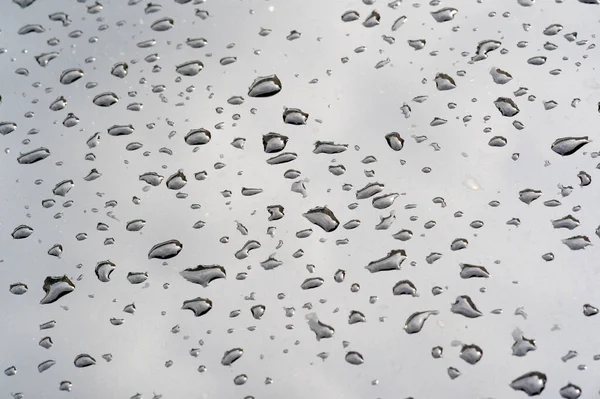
<box><xmin>2</xmin><ymin>0</ymin><xmax>600</xmax><ymax>397</ymax></box>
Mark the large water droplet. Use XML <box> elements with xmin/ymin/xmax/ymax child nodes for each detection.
<box><xmin>60</xmin><ymin>68</ymin><xmax>83</xmax><ymax>84</ymax></box>
<box><xmin>248</xmin><ymin>75</ymin><xmax>282</xmax><ymax>97</ymax></box>
<box><xmin>221</xmin><ymin>348</ymin><xmax>243</xmax><ymax>366</ymax></box>
<box><xmin>176</xmin><ymin>60</ymin><xmax>204</xmax><ymax>76</ymax></box>
<box><xmin>451</xmin><ymin>295</ymin><xmax>483</xmax><ymax>318</ymax></box>
<box><xmin>303</xmin><ymin>206</ymin><xmax>339</xmax><ymax>232</ymax></box>
<box><xmin>510</xmin><ymin>371</ymin><xmax>547</xmax><ymax>396</ymax></box>
<box><xmin>148</xmin><ymin>239</ymin><xmax>183</xmax><ymax>259</ymax></box>
<box><xmin>151</xmin><ymin>17</ymin><xmax>174</xmax><ymax>31</ymax></box>
<box><xmin>40</xmin><ymin>275</ymin><xmax>75</xmax><ymax>304</ymax></box>
<box><xmin>551</xmin><ymin>137</ymin><xmax>589</xmax><ymax>156</ymax></box>
<box><xmin>74</xmin><ymin>354</ymin><xmax>96</xmax><ymax>368</ymax></box>
<box><xmin>182</xmin><ymin>297</ymin><xmax>213</xmax><ymax>317</ymax></box>
<box><xmin>180</xmin><ymin>265</ymin><xmax>226</xmax><ymax>287</ymax></box>
<box><xmin>404</xmin><ymin>310</ymin><xmax>439</xmax><ymax>334</ymax></box>
<box><xmin>431</xmin><ymin>7</ymin><xmax>457</xmax><ymax>22</ymax></box>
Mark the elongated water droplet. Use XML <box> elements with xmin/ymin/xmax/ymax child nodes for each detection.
<box><xmin>185</xmin><ymin>128</ymin><xmax>211</xmax><ymax>145</ymax></box>
<box><xmin>235</xmin><ymin>240</ymin><xmax>261</xmax><ymax>259</ymax></box>
<box><xmin>38</xmin><ymin>360</ymin><xmax>56</xmax><ymax>373</ymax></box>
<box><xmin>151</xmin><ymin>17</ymin><xmax>174</xmax><ymax>31</ymax></box>
<box><xmin>74</xmin><ymin>354</ymin><xmax>96</xmax><ymax>368</ymax></box>
<box><xmin>107</xmin><ymin>124</ymin><xmax>134</xmax><ymax>136</ymax></box>
<box><xmin>176</xmin><ymin>60</ymin><xmax>204</xmax><ymax>76</ymax></box>
<box><xmin>180</xmin><ymin>265</ymin><xmax>226</xmax><ymax>287</ymax></box>
<box><xmin>551</xmin><ymin>137</ymin><xmax>589</xmax><ymax>156</ymax></box>
<box><xmin>562</xmin><ymin>236</ymin><xmax>591</xmax><ymax>250</ymax></box>
<box><xmin>93</xmin><ymin>92</ymin><xmax>119</xmax><ymax>107</ymax></box>
<box><xmin>221</xmin><ymin>348</ymin><xmax>243</xmax><ymax>366</ymax></box>
<box><xmin>365</xmin><ymin>249</ymin><xmax>406</xmax><ymax>273</ymax></box>
<box><xmin>431</xmin><ymin>7</ymin><xmax>457</xmax><ymax>22</ymax></box>
<box><xmin>148</xmin><ymin>239</ymin><xmax>183</xmax><ymax>259</ymax></box>
<box><xmin>341</xmin><ymin>10</ymin><xmax>360</xmax><ymax>22</ymax></box>
<box><xmin>60</xmin><ymin>68</ymin><xmax>83</xmax><ymax>84</ymax></box>
<box><xmin>301</xmin><ymin>277</ymin><xmax>324</xmax><ymax>290</ymax></box>
<box><xmin>248</xmin><ymin>75</ymin><xmax>282</xmax><ymax>97</ymax></box>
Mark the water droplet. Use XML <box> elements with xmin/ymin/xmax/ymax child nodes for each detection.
<box><xmin>583</xmin><ymin>303</ymin><xmax>598</xmax><ymax>316</ymax></box>
<box><xmin>460</xmin><ymin>264</ymin><xmax>490</xmax><ymax>279</ymax></box>
<box><xmin>40</xmin><ymin>275</ymin><xmax>75</xmax><ymax>304</ymax></box>
<box><xmin>148</xmin><ymin>239</ymin><xmax>183</xmax><ymax>259</ymax></box>
<box><xmin>180</xmin><ymin>265</ymin><xmax>226</xmax><ymax>287</ymax></box>
<box><xmin>107</xmin><ymin>124</ymin><xmax>135</xmax><ymax>136</ymax></box>
<box><xmin>348</xmin><ymin>310</ymin><xmax>366</xmax><ymax>324</ymax></box>
<box><xmin>251</xmin><ymin>304</ymin><xmax>266</xmax><ymax>319</ymax></box>
<box><xmin>38</xmin><ymin>359</ymin><xmax>56</xmax><ymax>373</ymax></box>
<box><xmin>9</xmin><ymin>283</ymin><xmax>28</xmax><ymax>295</ymax></box>
<box><xmin>74</xmin><ymin>354</ymin><xmax>96</xmax><ymax>368</ymax></box>
<box><xmin>559</xmin><ymin>383</ymin><xmax>582</xmax><ymax>399</ymax></box>
<box><xmin>494</xmin><ymin>97</ymin><xmax>520</xmax><ymax>117</ymax></box>
<box><xmin>527</xmin><ymin>56</ymin><xmax>547</xmax><ymax>66</ymax></box>
<box><xmin>393</xmin><ymin>280</ymin><xmax>418</xmax><ymax>296</ymax></box>
<box><xmin>93</xmin><ymin>92</ymin><xmax>119</xmax><ymax>107</ymax></box>
<box><xmin>460</xmin><ymin>344</ymin><xmax>483</xmax><ymax>364</ymax></box>
<box><xmin>12</xmin><ymin>224</ymin><xmax>33</xmax><ymax>239</ymax></box>
<box><xmin>490</xmin><ymin>67</ymin><xmax>512</xmax><ymax>84</ymax></box>
<box><xmin>372</xmin><ymin>193</ymin><xmax>398</xmax><ymax>209</ymax></box>
<box><xmin>451</xmin><ymin>295</ymin><xmax>483</xmax><ymax>318</ymax></box>
<box><xmin>341</xmin><ymin>10</ymin><xmax>360</xmax><ymax>22</ymax></box>
<box><xmin>551</xmin><ymin>215</ymin><xmax>580</xmax><ymax>230</ymax></box>
<box><xmin>510</xmin><ymin>371</ymin><xmax>547</xmax><ymax>396</ymax></box>
<box><xmin>362</xmin><ymin>10</ymin><xmax>380</xmax><ymax>27</ymax></box>
<box><xmin>176</xmin><ymin>60</ymin><xmax>204</xmax><ymax>76</ymax></box>
<box><xmin>431</xmin><ymin>7</ymin><xmax>457</xmax><ymax>22</ymax></box>
<box><xmin>301</xmin><ymin>277</ymin><xmax>324</xmax><ymax>290</ymax></box>
<box><xmin>35</xmin><ymin>52</ymin><xmax>59</xmax><ymax>67</ymax></box>
<box><xmin>186</xmin><ymin>37</ymin><xmax>207</xmax><ymax>48</ymax></box>
<box><xmin>151</xmin><ymin>17</ymin><xmax>174</xmax><ymax>31</ymax></box>
<box><xmin>60</xmin><ymin>68</ymin><xmax>83</xmax><ymax>84</ymax></box>
<box><xmin>166</xmin><ymin>171</ymin><xmax>187</xmax><ymax>190</ymax></box>
<box><xmin>267</xmin><ymin>152</ymin><xmax>297</xmax><ymax>164</ymax></box>
<box><xmin>543</xmin><ymin>24</ymin><xmax>563</xmax><ymax>36</ymax></box>
<box><xmin>551</xmin><ymin>137</ymin><xmax>589</xmax><ymax>156</ymax></box>
<box><xmin>385</xmin><ymin>132</ymin><xmax>405</xmax><ymax>150</ymax></box>
<box><xmin>185</xmin><ymin>128</ymin><xmax>211</xmax><ymax>145</ymax></box>
<box><xmin>404</xmin><ymin>310</ymin><xmax>439</xmax><ymax>333</ymax></box>
<box><xmin>53</xmin><ymin>179</ymin><xmax>74</xmax><ymax>196</ymax></box>
<box><xmin>126</xmin><ymin>272</ymin><xmax>148</xmax><ymax>284</ymax></box>
<box><xmin>366</xmin><ymin>249</ymin><xmax>406</xmax><ymax>273</ymax></box>
<box><xmin>303</xmin><ymin>206</ymin><xmax>339</xmax><ymax>232</ymax></box>
<box><xmin>450</xmin><ymin>238</ymin><xmax>468</xmax><ymax>251</ymax></box>
<box><xmin>234</xmin><ymin>374</ymin><xmax>248</xmax><ymax>386</ymax></box>
<box><xmin>139</xmin><ymin>172</ymin><xmax>164</xmax><ymax>186</ymax></box>
<box><xmin>434</xmin><ymin>73</ymin><xmax>456</xmax><ymax>90</ymax></box>
<box><xmin>182</xmin><ymin>297</ymin><xmax>213</xmax><ymax>317</ymax></box>
<box><xmin>221</xmin><ymin>348</ymin><xmax>243</xmax><ymax>366</ymax></box>
<box><xmin>126</xmin><ymin>219</ymin><xmax>146</xmax><ymax>231</ymax></box>
<box><xmin>283</xmin><ymin>108</ymin><xmax>309</xmax><ymax>125</ymax></box>
<box><xmin>447</xmin><ymin>367</ymin><xmax>461</xmax><ymax>379</ymax></box>
<box><xmin>562</xmin><ymin>236</ymin><xmax>591</xmax><ymax>250</ymax></box>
